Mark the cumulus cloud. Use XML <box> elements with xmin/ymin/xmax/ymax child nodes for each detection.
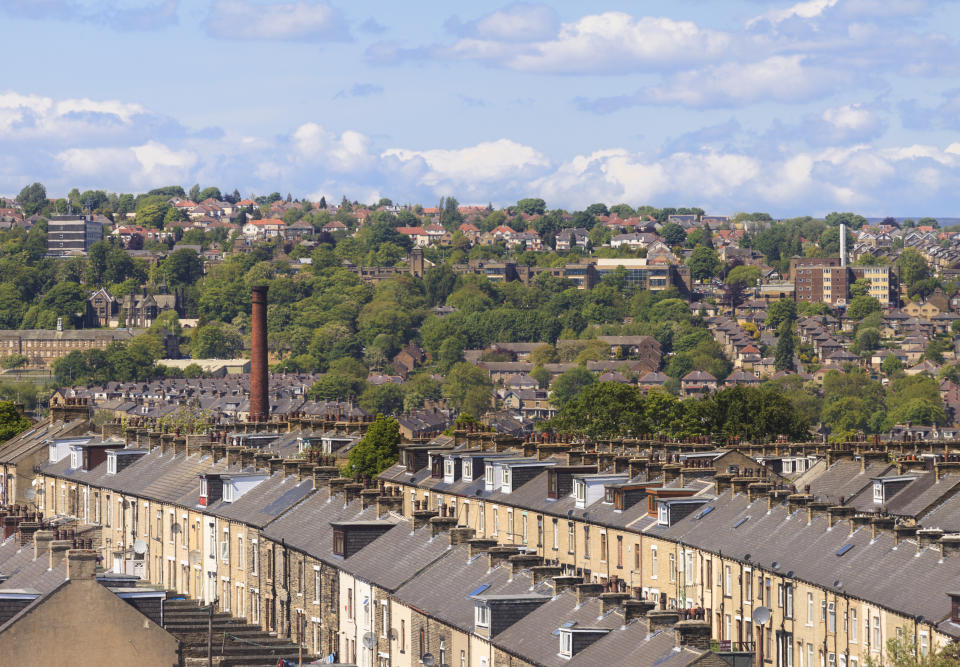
<box><xmin>56</xmin><ymin>141</ymin><xmax>197</xmax><ymax>190</ymax></box>
<box><xmin>372</xmin><ymin>11</ymin><xmax>732</xmax><ymax>74</ymax></box>
<box><xmin>8</xmin><ymin>89</ymin><xmax>960</xmax><ymax>217</ymax></box>
<box><xmin>0</xmin><ymin>0</ymin><xmax>178</xmax><ymax>30</ymax></box>
<box><xmin>580</xmin><ymin>56</ymin><xmax>852</xmax><ymax>111</ymax></box>
<box><xmin>445</xmin><ymin>3</ymin><xmax>560</xmax><ymax>42</ymax></box>
<box><xmin>747</xmin><ymin>0</ymin><xmax>839</xmax><ymax>28</ymax></box>
<box><xmin>206</xmin><ymin>0</ymin><xmax>349</xmax><ymax>41</ymax></box>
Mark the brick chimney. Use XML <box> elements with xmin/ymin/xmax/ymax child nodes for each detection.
<box><xmin>939</xmin><ymin>534</ymin><xmax>960</xmax><ymax>557</ymax></box>
<box><xmin>647</xmin><ymin>609</ymin><xmax>680</xmax><ymax>630</ymax></box>
<box><xmin>49</xmin><ymin>540</ymin><xmax>72</xmax><ymax>569</ymax></box>
<box><xmin>894</xmin><ymin>524</ymin><xmax>918</xmax><ymax>546</ymax></box>
<box><xmin>599</xmin><ymin>591</ymin><xmax>630</xmax><ymax>614</ymax></box>
<box><xmin>33</xmin><ymin>529</ymin><xmax>54</xmax><ymax>560</ymax></box>
<box><xmin>508</xmin><ymin>553</ymin><xmax>542</xmax><ymax>576</ymax></box>
<box><xmin>429</xmin><ymin>514</ymin><xmax>458</xmax><ymax>537</ymax></box>
<box><xmin>448</xmin><ymin>527</ymin><xmax>476</xmax><ymax>546</ymax></box>
<box><xmin>918</xmin><ymin>528</ymin><xmax>945</xmax><ymax>553</ymax></box>
<box><xmin>529</xmin><ymin>565</ymin><xmax>562</xmax><ymax>587</ymax></box>
<box><xmin>249</xmin><ymin>285</ymin><xmax>269</xmax><ymax>422</ymax></box>
<box><xmin>468</xmin><ymin>538</ymin><xmax>498</xmax><ymax>558</ymax></box>
<box><xmin>487</xmin><ymin>546</ymin><xmax>520</xmax><ymax>569</ymax></box>
<box><xmin>623</xmin><ymin>599</ymin><xmax>656</xmax><ymax>622</ymax></box>
<box><xmin>551</xmin><ymin>576</ymin><xmax>582</xmax><ymax>596</ymax></box>
<box><xmin>575</xmin><ymin>583</ymin><xmax>604</xmax><ymax>605</ymax></box>
<box><xmin>66</xmin><ymin>549</ymin><xmax>99</xmax><ymax>580</ymax></box>
<box><xmin>674</xmin><ymin>620</ymin><xmax>712</xmax><ymax>650</ymax></box>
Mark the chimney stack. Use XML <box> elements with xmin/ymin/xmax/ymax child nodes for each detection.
<box><xmin>249</xmin><ymin>285</ymin><xmax>269</xmax><ymax>422</ymax></box>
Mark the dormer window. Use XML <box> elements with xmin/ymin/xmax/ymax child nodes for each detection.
<box><xmin>950</xmin><ymin>593</ymin><xmax>960</xmax><ymax>623</ymax></box>
<box><xmin>873</xmin><ymin>481</ymin><xmax>884</xmax><ymax>504</ymax></box>
<box><xmin>559</xmin><ymin>630</ymin><xmax>573</xmax><ymax>658</ymax></box>
<box><xmin>475</xmin><ymin>603</ymin><xmax>490</xmax><ymax>627</ymax></box>
<box><xmin>502</xmin><ymin>468</ymin><xmax>511</xmax><ymax>488</ymax></box>
<box><xmin>222</xmin><ymin>483</ymin><xmax>234</xmax><ymax>503</ymax></box>
<box><xmin>485</xmin><ymin>465</ymin><xmax>495</xmax><ymax>489</ymax></box>
<box><xmin>444</xmin><ymin>460</ymin><xmax>455</xmax><ymax>477</ymax></box>
<box><xmin>658</xmin><ymin>502</ymin><xmax>669</xmax><ymax>526</ymax></box>
<box><xmin>199</xmin><ymin>477</ymin><xmax>209</xmax><ymax>505</ymax></box>
<box><xmin>462</xmin><ymin>460</ymin><xmax>472</xmax><ymax>481</ymax></box>
<box><xmin>70</xmin><ymin>451</ymin><xmax>80</xmax><ymax>470</ymax></box>
<box><xmin>574</xmin><ymin>481</ymin><xmax>585</xmax><ymax>503</ymax></box>
<box><xmin>107</xmin><ymin>453</ymin><xmax>117</xmax><ymax>475</ymax></box>
<box><xmin>333</xmin><ymin>527</ymin><xmax>345</xmax><ymax>557</ymax></box>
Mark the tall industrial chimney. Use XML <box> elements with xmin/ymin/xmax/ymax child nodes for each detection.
<box><xmin>249</xmin><ymin>285</ymin><xmax>269</xmax><ymax>422</ymax></box>
<box><xmin>840</xmin><ymin>223</ymin><xmax>847</xmax><ymax>268</ymax></box>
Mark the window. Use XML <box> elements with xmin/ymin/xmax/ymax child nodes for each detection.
<box><xmin>617</xmin><ymin>536</ymin><xmax>623</xmax><ymax>568</ymax></box>
<box><xmin>536</xmin><ymin>515</ymin><xmax>542</xmax><ymax>547</ymax></box>
<box><xmin>552</xmin><ymin>519</ymin><xmax>559</xmax><ymax>550</ymax></box>
<box><xmin>850</xmin><ymin>608</ymin><xmax>857</xmax><ymax>642</ymax></box>
<box><xmin>208</xmin><ymin>522</ymin><xmax>216</xmax><ymax>556</ymax></box>
<box><xmin>684</xmin><ymin>551</ymin><xmax>694</xmax><ymax>585</ymax></box>
<box><xmin>635</xmin><ymin>544</ymin><xmax>640</xmax><ymax>572</ymax></box>
<box><xmin>251</xmin><ymin>540</ymin><xmax>259</xmax><ymax>575</ymax></box>
<box><xmin>669</xmin><ymin>554</ymin><xmax>676</xmax><ymax>582</ymax></box>
<box><xmin>333</xmin><ymin>528</ymin><xmax>345</xmax><ymax>557</ymax></box>
<box><xmin>822</xmin><ymin>599</ymin><xmax>827</xmax><ymax>622</ymax></box>
<box><xmin>492</xmin><ymin>506</ymin><xmax>499</xmax><ymax>535</ymax></box>
<box><xmin>583</xmin><ymin>526</ymin><xmax>590</xmax><ymax>559</ymax></box>
<box><xmin>400</xmin><ymin>619</ymin><xmax>406</xmax><ymax>653</ymax></box>
<box><xmin>873</xmin><ymin>616</ymin><xmax>881</xmax><ymax>649</ymax></box>
<box><xmin>238</xmin><ymin>536</ymin><xmax>244</xmax><ymax>569</ymax></box>
<box><xmin>107</xmin><ymin>455</ymin><xmax>117</xmax><ymax>475</ymax></box>
<box><xmin>600</xmin><ymin>532</ymin><xmax>607</xmax><ymax>562</ymax></box>
<box><xmin>828</xmin><ymin>602</ymin><xmax>836</xmax><ymax>633</ymax></box>
<box><xmin>658</xmin><ymin>503</ymin><xmax>669</xmax><ymax>525</ymax></box>
<box><xmin>784</xmin><ymin>584</ymin><xmax>794</xmax><ymax>619</ymax></box>
<box><xmin>650</xmin><ymin>546</ymin><xmax>658</xmax><ymax>578</ymax></box>
<box><xmin>559</xmin><ymin>630</ymin><xmax>573</xmax><ymax>657</ymax></box>
<box><xmin>475</xmin><ymin>603</ymin><xmax>490</xmax><ymax>627</ymax></box>
<box><xmin>724</xmin><ymin>614</ymin><xmax>732</xmax><ymax>640</ymax></box>
<box><xmin>522</xmin><ymin>513</ymin><xmax>529</xmax><ymax>545</ymax></box>
<box><xmin>506</xmin><ymin>508</ymin><xmax>513</xmax><ymax>536</ymax></box>
<box><xmin>828</xmin><ymin>653</ymin><xmax>836</xmax><ymax>667</ymax></box>
<box><xmin>919</xmin><ymin>630</ymin><xmax>929</xmax><ymax>656</ymax></box>
<box><xmin>807</xmin><ymin>593</ymin><xmax>814</xmax><ymax>625</ymax></box>
<box><xmin>314</xmin><ymin>568</ymin><xmax>320</xmax><ymax>603</ymax></box>
<box><xmin>346</xmin><ymin>588</ymin><xmax>353</xmax><ymax>620</ymax></box>
<box><xmin>568</xmin><ymin>522</ymin><xmax>575</xmax><ymax>555</ymax></box>
<box><xmin>724</xmin><ymin>565</ymin><xmax>731</xmax><ymax>595</ymax></box>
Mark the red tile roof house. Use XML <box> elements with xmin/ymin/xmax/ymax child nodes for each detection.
<box><xmin>241</xmin><ymin>218</ymin><xmax>284</xmax><ymax>240</ymax></box>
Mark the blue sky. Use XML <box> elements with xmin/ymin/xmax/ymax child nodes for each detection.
<box><xmin>3</xmin><ymin>0</ymin><xmax>960</xmax><ymax>216</ymax></box>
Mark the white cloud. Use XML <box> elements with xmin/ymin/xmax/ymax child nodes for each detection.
<box><xmin>207</xmin><ymin>0</ymin><xmax>348</xmax><ymax>41</ymax></box>
<box><xmin>383</xmin><ymin>139</ymin><xmax>550</xmax><ymax>187</ymax></box>
<box><xmin>639</xmin><ymin>56</ymin><xmax>849</xmax><ymax>107</ymax></box>
<box><xmin>440</xmin><ymin>12</ymin><xmax>732</xmax><ymax>74</ymax></box>
<box><xmin>449</xmin><ymin>3</ymin><xmax>559</xmax><ymax>43</ymax></box>
<box><xmin>747</xmin><ymin>0</ymin><xmax>839</xmax><ymax>28</ymax></box>
<box><xmin>292</xmin><ymin>123</ymin><xmax>373</xmax><ymax>172</ymax></box>
<box><xmin>56</xmin><ymin>141</ymin><xmax>196</xmax><ymax>189</ymax></box>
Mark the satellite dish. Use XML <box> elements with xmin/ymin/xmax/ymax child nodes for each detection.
<box><xmin>771</xmin><ymin>561</ymin><xmax>780</xmax><ymax>570</ymax></box>
<box><xmin>133</xmin><ymin>539</ymin><xmax>147</xmax><ymax>555</ymax></box>
<box><xmin>189</xmin><ymin>550</ymin><xmax>202</xmax><ymax>566</ymax></box>
<box><xmin>171</xmin><ymin>523</ymin><xmax>181</xmax><ymax>535</ymax></box>
<box><xmin>23</xmin><ymin>488</ymin><xmax>36</xmax><ymax>501</ymax></box>
<box><xmin>752</xmin><ymin>606</ymin><xmax>771</xmax><ymax>626</ymax></box>
<box><xmin>362</xmin><ymin>632</ymin><xmax>376</xmax><ymax>650</ymax></box>
<box><xmin>389</xmin><ymin>628</ymin><xmax>398</xmax><ymax>641</ymax></box>
<box><xmin>421</xmin><ymin>653</ymin><xmax>435</xmax><ymax>666</ymax></box>
<box><xmin>833</xmin><ymin>579</ymin><xmax>843</xmax><ymax>589</ymax></box>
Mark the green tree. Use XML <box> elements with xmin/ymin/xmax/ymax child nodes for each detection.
<box><xmin>16</xmin><ymin>182</ymin><xmax>47</xmax><ymax>216</ymax></box>
<box><xmin>359</xmin><ymin>383</ymin><xmax>404</xmax><ymax>415</ymax></box>
<box><xmin>403</xmin><ymin>374</ymin><xmax>442</xmax><ymax>410</ymax></box>
<box><xmin>774</xmin><ymin>320</ymin><xmax>795</xmax><ymax>371</ymax></box>
<box><xmin>550</xmin><ymin>366</ymin><xmax>596</xmax><ymax>407</ymax></box>
<box><xmin>345</xmin><ymin>414</ymin><xmax>400</xmax><ymax>477</ymax></box>
<box><xmin>765</xmin><ymin>300</ymin><xmax>797</xmax><ymax>329</ymax></box>
<box><xmin>881</xmin><ymin>354</ymin><xmax>904</xmax><ymax>377</ymax></box>
<box><xmin>847</xmin><ymin>295</ymin><xmax>881</xmax><ymax>320</ymax></box>
<box><xmin>516</xmin><ymin>198</ymin><xmax>547</xmax><ymax>215</ymax></box>
<box><xmin>163</xmin><ymin>248</ymin><xmax>203</xmax><ymax>287</ymax></box>
<box><xmin>849</xmin><ymin>278</ymin><xmax>871</xmax><ymax>299</ymax></box>
<box><xmin>659</xmin><ymin>223</ymin><xmax>686</xmax><ymax>246</ymax></box>
<box><xmin>39</xmin><ymin>282</ymin><xmax>87</xmax><ymax>328</ymax></box>
<box><xmin>442</xmin><ymin>362</ymin><xmax>492</xmax><ymax>411</ymax></box>
<box><xmin>531</xmin><ymin>365</ymin><xmax>551</xmax><ymax>389</ymax></box>
<box><xmin>0</xmin><ymin>402</ymin><xmax>32</xmax><ymax>442</ymax></box>
<box><xmin>864</xmin><ymin>638</ymin><xmax>960</xmax><ymax>667</ymax></box>
<box><xmin>896</xmin><ymin>248</ymin><xmax>930</xmax><ymax>286</ymax></box>
<box><xmin>725</xmin><ymin>265</ymin><xmax>762</xmax><ymax>286</ymax></box>
<box><xmin>191</xmin><ymin>322</ymin><xmax>243</xmax><ymax>358</ymax></box>
<box><xmin>530</xmin><ymin>344</ymin><xmax>559</xmax><ymax>365</ymax></box>
<box><xmin>687</xmin><ymin>246</ymin><xmax>720</xmax><ymax>281</ymax></box>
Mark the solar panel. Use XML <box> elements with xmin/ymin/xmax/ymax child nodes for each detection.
<box><xmin>467</xmin><ymin>584</ymin><xmax>491</xmax><ymax>598</ymax></box>
<box><xmin>836</xmin><ymin>544</ymin><xmax>854</xmax><ymax>557</ymax></box>
<box><xmin>733</xmin><ymin>517</ymin><xmax>750</xmax><ymax>528</ymax></box>
<box><xmin>696</xmin><ymin>506</ymin><xmax>715</xmax><ymax>520</ymax></box>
